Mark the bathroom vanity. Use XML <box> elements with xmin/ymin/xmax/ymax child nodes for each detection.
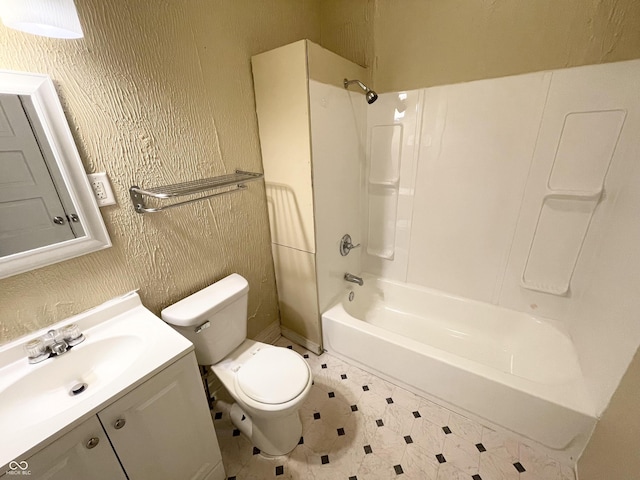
<box><xmin>0</xmin><ymin>293</ymin><xmax>225</xmax><ymax>480</ymax></box>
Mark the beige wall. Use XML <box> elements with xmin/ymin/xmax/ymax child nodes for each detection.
<box><xmin>0</xmin><ymin>0</ymin><xmax>320</xmax><ymax>344</ymax></box>
<box><xmin>372</xmin><ymin>0</ymin><xmax>640</xmax><ymax>92</ymax></box>
<box><xmin>578</xmin><ymin>350</ymin><xmax>640</xmax><ymax>478</ymax></box>
<box><xmin>319</xmin><ymin>0</ymin><xmax>375</xmax><ymax>85</ymax></box>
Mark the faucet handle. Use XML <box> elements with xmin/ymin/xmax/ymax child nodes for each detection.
<box><xmin>340</xmin><ymin>234</ymin><xmax>361</xmax><ymax>256</ymax></box>
<box><xmin>50</xmin><ymin>341</ymin><xmax>69</xmax><ymax>356</ymax></box>
<box><xmin>25</xmin><ymin>339</ymin><xmax>49</xmax><ymax>364</ymax></box>
<box><xmin>61</xmin><ymin>324</ymin><xmax>85</xmax><ymax>346</ymax></box>
<box><xmin>25</xmin><ymin>339</ymin><xmax>46</xmax><ymax>358</ymax></box>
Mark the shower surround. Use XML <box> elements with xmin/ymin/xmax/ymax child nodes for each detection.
<box><xmin>254</xmin><ymin>42</ymin><xmax>640</xmax><ymax>467</ymax></box>
<box><xmin>322</xmin><ymin>59</ymin><xmax>640</xmax><ymax>464</ymax></box>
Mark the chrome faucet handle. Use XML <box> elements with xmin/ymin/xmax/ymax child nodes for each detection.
<box><xmin>50</xmin><ymin>340</ymin><xmax>69</xmax><ymax>356</ymax></box>
<box><xmin>340</xmin><ymin>234</ymin><xmax>360</xmax><ymax>256</ymax></box>
<box><xmin>25</xmin><ymin>325</ymin><xmax>84</xmax><ymax>363</ymax></box>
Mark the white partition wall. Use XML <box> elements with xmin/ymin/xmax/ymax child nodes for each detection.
<box><xmin>253</xmin><ymin>40</ymin><xmax>366</xmax><ymax>353</ymax></box>
<box><xmin>408</xmin><ymin>73</ymin><xmax>551</xmax><ymax>303</ymax></box>
<box><xmin>309</xmin><ymin>79</ymin><xmax>364</xmax><ymax>314</ymax></box>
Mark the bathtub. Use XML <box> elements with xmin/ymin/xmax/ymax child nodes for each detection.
<box><xmin>321</xmin><ymin>275</ymin><xmax>597</xmax><ymax>462</ymax></box>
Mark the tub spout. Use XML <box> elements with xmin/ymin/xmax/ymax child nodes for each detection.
<box><xmin>344</xmin><ymin>273</ymin><xmax>364</xmax><ymax>286</ymax></box>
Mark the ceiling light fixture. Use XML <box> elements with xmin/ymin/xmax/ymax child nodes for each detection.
<box><xmin>1</xmin><ymin>0</ymin><xmax>83</xmax><ymax>39</ymax></box>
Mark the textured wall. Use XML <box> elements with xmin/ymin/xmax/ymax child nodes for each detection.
<box><xmin>0</xmin><ymin>0</ymin><xmax>320</xmax><ymax>344</ymax></box>
<box><xmin>319</xmin><ymin>0</ymin><xmax>374</xmax><ymax>84</ymax></box>
<box><xmin>372</xmin><ymin>0</ymin><xmax>640</xmax><ymax>92</ymax></box>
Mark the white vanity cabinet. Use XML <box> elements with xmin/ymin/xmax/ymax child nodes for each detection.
<box><xmin>22</xmin><ymin>416</ymin><xmax>127</xmax><ymax>480</ymax></box>
<box><xmin>21</xmin><ymin>353</ymin><xmax>224</xmax><ymax>480</ymax></box>
<box><xmin>98</xmin><ymin>353</ymin><xmax>224</xmax><ymax>480</ymax></box>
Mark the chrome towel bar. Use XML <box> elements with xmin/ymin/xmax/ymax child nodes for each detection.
<box><xmin>129</xmin><ymin>170</ymin><xmax>263</xmax><ymax>214</ymax></box>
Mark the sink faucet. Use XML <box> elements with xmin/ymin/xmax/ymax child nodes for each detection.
<box><xmin>25</xmin><ymin>325</ymin><xmax>85</xmax><ymax>364</ymax></box>
<box><xmin>344</xmin><ymin>273</ymin><xmax>364</xmax><ymax>286</ymax></box>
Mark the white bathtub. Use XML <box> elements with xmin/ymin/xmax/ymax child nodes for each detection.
<box><xmin>321</xmin><ymin>275</ymin><xmax>597</xmax><ymax>462</ymax></box>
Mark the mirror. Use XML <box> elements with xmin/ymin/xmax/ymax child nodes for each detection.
<box><xmin>0</xmin><ymin>70</ymin><xmax>111</xmax><ymax>279</ymax></box>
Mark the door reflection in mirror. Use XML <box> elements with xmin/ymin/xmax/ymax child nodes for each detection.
<box><xmin>0</xmin><ymin>93</ymin><xmax>85</xmax><ymax>257</ymax></box>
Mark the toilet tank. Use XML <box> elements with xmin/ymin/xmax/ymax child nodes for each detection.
<box><xmin>161</xmin><ymin>273</ymin><xmax>249</xmax><ymax>365</ymax></box>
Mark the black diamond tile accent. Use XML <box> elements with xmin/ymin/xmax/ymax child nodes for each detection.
<box><xmin>351</xmin><ymin>404</ymin><xmax>358</xmax><ymax>412</ymax></box>
<box><xmin>442</xmin><ymin>426</ymin><xmax>452</xmax><ymax>434</ymax></box>
<box><xmin>363</xmin><ymin>445</ymin><xmax>373</xmax><ymax>454</ymax></box>
<box><xmin>298</xmin><ymin>436</ymin><xmax>304</xmax><ymax>445</ymax></box>
<box><xmin>376</xmin><ymin>419</ymin><xmax>384</xmax><ymax>427</ymax></box>
<box><xmin>287</xmin><ymin>345</ymin><xmax>293</xmax><ymax>349</ymax></box>
<box><xmin>214</xmin><ymin>412</ymin><xmax>222</xmax><ymax>420</ymax></box>
<box><xmin>227</xmin><ymin>477</ymin><xmax>236</xmax><ymax>480</ymax></box>
<box><xmin>412</xmin><ymin>411</ymin><xmax>421</xmax><ymax>418</ymax></box>
<box><xmin>321</xmin><ymin>455</ymin><xmax>330</xmax><ymax>465</ymax></box>
<box><xmin>232</xmin><ymin>429</ymin><xmax>240</xmax><ymax>437</ymax></box>
<box><xmin>303</xmin><ymin>354</ymin><xmax>309</xmax><ymax>358</ymax></box>
<box><xmin>341</xmin><ymin>374</ymin><xmax>348</xmax><ymax>379</ymax></box>
<box><xmin>386</xmin><ymin>397</ymin><xmax>394</xmax><ymax>404</ymax></box>
<box><xmin>362</xmin><ymin>385</ymin><xmax>369</xmax><ymax>391</ymax></box>
<box><xmin>404</xmin><ymin>435</ymin><xmax>413</xmax><ymax>444</ymax></box>
<box><xmin>394</xmin><ymin>464</ymin><xmax>404</xmax><ymax>475</ymax></box>
<box><xmin>472</xmin><ymin>475</ymin><xmax>482</xmax><ymax>480</ymax></box>
<box><xmin>436</xmin><ymin>453</ymin><xmax>446</xmax><ymax>464</ymax></box>
<box><xmin>314</xmin><ymin>412</ymin><xmax>321</xmax><ymax>420</ymax></box>
<box><xmin>276</xmin><ymin>465</ymin><xmax>284</xmax><ymax>475</ymax></box>
<box><xmin>513</xmin><ymin>462</ymin><xmax>526</xmax><ymax>473</ymax></box>
<box><xmin>321</xmin><ymin>363</ymin><xmax>327</xmax><ymax>369</ymax></box>
<box><xmin>349</xmin><ymin>477</ymin><xmax>358</xmax><ymax>480</ymax></box>
<box><xmin>328</xmin><ymin>391</ymin><xmax>335</xmax><ymax>398</ymax></box>
<box><xmin>252</xmin><ymin>447</ymin><xmax>260</xmax><ymax>455</ymax></box>
<box><xmin>337</xmin><ymin>428</ymin><xmax>345</xmax><ymax>436</ymax></box>
<box><xmin>476</xmin><ymin>443</ymin><xmax>486</xmax><ymax>452</ymax></box>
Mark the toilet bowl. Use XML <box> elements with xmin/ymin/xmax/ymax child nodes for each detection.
<box><xmin>212</xmin><ymin>339</ymin><xmax>312</xmax><ymax>455</ymax></box>
<box><xmin>161</xmin><ymin>274</ymin><xmax>312</xmax><ymax>456</ymax></box>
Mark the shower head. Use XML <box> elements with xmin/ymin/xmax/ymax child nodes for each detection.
<box><xmin>344</xmin><ymin>78</ymin><xmax>378</xmax><ymax>104</ymax></box>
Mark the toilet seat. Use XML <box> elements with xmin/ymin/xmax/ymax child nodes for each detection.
<box><xmin>236</xmin><ymin>348</ymin><xmax>310</xmax><ymax>405</ymax></box>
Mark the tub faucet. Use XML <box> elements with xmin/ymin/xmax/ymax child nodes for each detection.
<box><xmin>344</xmin><ymin>273</ymin><xmax>364</xmax><ymax>286</ymax></box>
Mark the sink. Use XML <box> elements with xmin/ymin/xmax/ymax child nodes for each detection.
<box><xmin>0</xmin><ymin>292</ymin><xmax>194</xmax><ymax>470</ymax></box>
<box><xmin>0</xmin><ymin>336</ymin><xmax>143</xmax><ymax>429</ymax></box>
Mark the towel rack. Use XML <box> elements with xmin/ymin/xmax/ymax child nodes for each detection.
<box><xmin>129</xmin><ymin>170</ymin><xmax>263</xmax><ymax>214</ymax></box>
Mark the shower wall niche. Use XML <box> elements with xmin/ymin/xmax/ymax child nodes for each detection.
<box><xmin>252</xmin><ymin>40</ymin><xmax>366</xmax><ymax>353</ymax></box>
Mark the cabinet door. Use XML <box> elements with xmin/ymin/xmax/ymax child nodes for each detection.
<box><xmin>25</xmin><ymin>416</ymin><xmax>126</xmax><ymax>480</ymax></box>
<box><xmin>98</xmin><ymin>354</ymin><xmax>223</xmax><ymax>480</ymax></box>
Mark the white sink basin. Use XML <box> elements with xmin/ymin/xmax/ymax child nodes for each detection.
<box><xmin>0</xmin><ymin>336</ymin><xmax>143</xmax><ymax>430</ymax></box>
<box><xmin>0</xmin><ymin>292</ymin><xmax>193</xmax><ymax>470</ymax></box>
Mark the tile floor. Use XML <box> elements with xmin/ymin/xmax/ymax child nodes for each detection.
<box><xmin>212</xmin><ymin>337</ymin><xmax>575</xmax><ymax>480</ymax></box>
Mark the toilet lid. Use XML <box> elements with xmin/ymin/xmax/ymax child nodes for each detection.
<box><xmin>236</xmin><ymin>348</ymin><xmax>309</xmax><ymax>404</ymax></box>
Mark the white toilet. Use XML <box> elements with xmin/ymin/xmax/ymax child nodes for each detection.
<box><xmin>161</xmin><ymin>273</ymin><xmax>312</xmax><ymax>456</ymax></box>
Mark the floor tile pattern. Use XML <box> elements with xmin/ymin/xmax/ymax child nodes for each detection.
<box><xmin>212</xmin><ymin>337</ymin><xmax>576</xmax><ymax>480</ymax></box>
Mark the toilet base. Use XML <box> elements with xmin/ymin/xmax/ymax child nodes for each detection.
<box><xmin>229</xmin><ymin>403</ymin><xmax>302</xmax><ymax>456</ymax></box>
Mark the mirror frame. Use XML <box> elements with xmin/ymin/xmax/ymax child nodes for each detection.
<box><xmin>0</xmin><ymin>70</ymin><xmax>111</xmax><ymax>279</ymax></box>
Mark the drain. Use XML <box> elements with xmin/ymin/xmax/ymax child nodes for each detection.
<box><xmin>348</xmin><ymin>291</ymin><xmax>355</xmax><ymax>302</ymax></box>
<box><xmin>70</xmin><ymin>383</ymin><xmax>88</xmax><ymax>396</ymax></box>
